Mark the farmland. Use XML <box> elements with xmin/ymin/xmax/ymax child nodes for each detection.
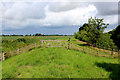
<box><xmin>1</xmin><ymin>36</ymin><xmax>72</xmax><ymax>40</ymax></box>
<box><xmin>1</xmin><ymin>36</ymin><xmax>119</xmax><ymax>79</ymax></box>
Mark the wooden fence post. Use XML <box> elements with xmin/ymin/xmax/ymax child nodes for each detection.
<box><xmin>40</xmin><ymin>41</ymin><xmax>41</xmax><ymax>47</ymax></box>
<box><xmin>96</xmin><ymin>45</ymin><xmax>99</xmax><ymax>55</ymax></box>
<box><xmin>17</xmin><ymin>48</ymin><xmax>20</xmax><ymax>54</ymax></box>
<box><xmin>103</xmin><ymin>46</ymin><xmax>105</xmax><ymax>52</ymax></box>
<box><xmin>71</xmin><ymin>43</ymin><xmax>72</xmax><ymax>49</ymax></box>
<box><xmin>97</xmin><ymin>50</ymin><xmax>99</xmax><ymax>55</ymax></box>
<box><xmin>111</xmin><ymin>48</ymin><xmax>114</xmax><ymax>56</ymax></box>
<box><xmin>19</xmin><ymin>48</ymin><xmax>21</xmax><ymax>54</ymax></box>
<box><xmin>2</xmin><ymin>52</ymin><xmax>6</xmax><ymax>61</ymax></box>
<box><xmin>83</xmin><ymin>46</ymin><xmax>85</xmax><ymax>54</ymax></box>
<box><xmin>34</xmin><ymin>43</ymin><xmax>36</xmax><ymax>48</ymax></box>
<box><xmin>41</xmin><ymin>40</ymin><xmax>43</xmax><ymax>47</ymax></box>
<box><xmin>68</xmin><ymin>38</ymin><xmax>71</xmax><ymax>49</ymax></box>
<box><xmin>108</xmin><ymin>48</ymin><xmax>109</xmax><ymax>54</ymax></box>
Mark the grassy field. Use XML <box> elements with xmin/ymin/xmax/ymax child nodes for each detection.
<box><xmin>2</xmin><ymin>47</ymin><xmax>118</xmax><ymax>78</ymax></box>
<box><xmin>1</xmin><ymin>36</ymin><xmax>73</xmax><ymax>40</ymax></box>
<box><xmin>0</xmin><ymin>62</ymin><xmax>1</xmax><ymax>80</ymax></box>
<box><xmin>1</xmin><ymin>36</ymin><xmax>119</xmax><ymax>79</ymax></box>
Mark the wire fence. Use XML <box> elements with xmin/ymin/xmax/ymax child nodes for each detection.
<box><xmin>1</xmin><ymin>38</ymin><xmax>120</xmax><ymax>61</ymax></box>
<box><xmin>1</xmin><ymin>41</ymin><xmax>41</xmax><ymax>61</ymax></box>
<box><xmin>69</xmin><ymin>40</ymin><xmax>119</xmax><ymax>58</ymax></box>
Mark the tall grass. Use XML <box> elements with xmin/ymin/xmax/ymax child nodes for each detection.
<box><xmin>2</xmin><ymin>37</ymin><xmax>40</xmax><ymax>58</ymax></box>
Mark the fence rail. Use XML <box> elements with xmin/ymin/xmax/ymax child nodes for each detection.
<box><xmin>1</xmin><ymin>41</ymin><xmax>41</xmax><ymax>61</ymax></box>
<box><xmin>1</xmin><ymin>39</ymin><xmax>119</xmax><ymax>61</ymax></box>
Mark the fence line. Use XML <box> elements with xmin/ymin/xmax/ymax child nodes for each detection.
<box><xmin>70</xmin><ymin>40</ymin><xmax>119</xmax><ymax>58</ymax></box>
<box><xmin>2</xmin><ymin>41</ymin><xmax>41</xmax><ymax>61</ymax></box>
<box><xmin>2</xmin><ymin>39</ymin><xmax>119</xmax><ymax>61</ymax></box>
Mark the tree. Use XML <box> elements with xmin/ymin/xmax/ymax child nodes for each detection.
<box><xmin>87</xmin><ymin>17</ymin><xmax>109</xmax><ymax>45</ymax></box>
<box><xmin>74</xmin><ymin>32</ymin><xmax>79</xmax><ymax>39</ymax></box>
<box><xmin>35</xmin><ymin>33</ymin><xmax>42</xmax><ymax>36</ymax></box>
<box><xmin>74</xmin><ymin>17</ymin><xmax>117</xmax><ymax>49</ymax></box>
<box><xmin>109</xmin><ymin>25</ymin><xmax>120</xmax><ymax>49</ymax></box>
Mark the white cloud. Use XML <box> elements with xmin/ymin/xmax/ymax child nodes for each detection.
<box><xmin>48</xmin><ymin>2</ymin><xmax>90</xmax><ymax>12</ymax></box>
<box><xmin>1</xmin><ymin>0</ymin><xmax>119</xmax><ymax>2</ymax></box>
<box><xmin>103</xmin><ymin>15</ymin><xmax>118</xmax><ymax>25</ymax></box>
<box><xmin>2</xmin><ymin>18</ymin><xmax>28</xmax><ymax>29</ymax></box>
<box><xmin>3</xmin><ymin>2</ymin><xmax>46</xmax><ymax>20</ymax></box>
<box><xmin>73</xmin><ymin>24</ymin><xmax>78</xmax><ymax>26</ymax></box>
<box><xmin>0</xmin><ymin>2</ymin><xmax>2</xmax><ymax>33</ymax></box>
<box><xmin>43</xmin><ymin>23</ymin><xmax>51</xmax><ymax>26</ymax></box>
<box><xmin>2</xmin><ymin>2</ymin><xmax>47</xmax><ymax>29</ymax></box>
<box><xmin>2</xmin><ymin>1</ymin><xmax>118</xmax><ymax>31</ymax></box>
<box><xmin>2</xmin><ymin>2</ymin><xmax>97</xmax><ymax>29</ymax></box>
<box><xmin>40</xmin><ymin>4</ymin><xmax>97</xmax><ymax>26</ymax></box>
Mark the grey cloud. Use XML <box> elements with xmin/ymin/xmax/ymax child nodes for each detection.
<box><xmin>3</xmin><ymin>2</ymin><xmax>47</xmax><ymax>20</ymax></box>
<box><xmin>118</xmin><ymin>2</ymin><xmax>120</xmax><ymax>15</ymax></box>
<box><xmin>118</xmin><ymin>15</ymin><xmax>120</xmax><ymax>25</ymax></box>
<box><xmin>48</xmin><ymin>2</ymin><xmax>118</xmax><ymax>16</ymax></box>
<box><xmin>43</xmin><ymin>26</ymin><xmax>63</xmax><ymax>29</ymax></box>
<box><xmin>48</xmin><ymin>2</ymin><xmax>90</xmax><ymax>12</ymax></box>
<box><xmin>2</xmin><ymin>2</ymin><xmax>118</xmax><ymax>32</ymax></box>
<box><xmin>94</xmin><ymin>2</ymin><xmax>118</xmax><ymax>16</ymax></box>
<box><xmin>118</xmin><ymin>2</ymin><xmax>120</xmax><ymax>25</ymax></box>
<box><xmin>2</xmin><ymin>2</ymin><xmax>48</xmax><ymax>30</ymax></box>
<box><xmin>2</xmin><ymin>2</ymin><xmax>14</xmax><ymax>9</ymax></box>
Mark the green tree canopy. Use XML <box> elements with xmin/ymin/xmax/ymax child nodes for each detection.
<box><xmin>109</xmin><ymin>25</ymin><xmax>120</xmax><ymax>49</ymax></box>
<box><xmin>74</xmin><ymin>17</ymin><xmax>117</xmax><ymax>49</ymax></box>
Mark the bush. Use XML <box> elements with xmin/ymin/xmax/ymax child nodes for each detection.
<box><xmin>2</xmin><ymin>37</ymin><xmax>39</xmax><ymax>53</ymax></box>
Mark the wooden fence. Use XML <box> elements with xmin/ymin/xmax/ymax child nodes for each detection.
<box><xmin>1</xmin><ymin>39</ymin><xmax>120</xmax><ymax>61</ymax></box>
<box><xmin>1</xmin><ymin>42</ymin><xmax>41</xmax><ymax>61</ymax></box>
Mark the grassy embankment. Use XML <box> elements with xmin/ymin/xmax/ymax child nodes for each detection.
<box><xmin>2</xmin><ymin>47</ymin><xmax>118</xmax><ymax>78</ymax></box>
<box><xmin>2</xmin><ymin>36</ymin><xmax>119</xmax><ymax>79</ymax></box>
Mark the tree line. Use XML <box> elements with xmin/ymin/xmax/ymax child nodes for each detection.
<box><xmin>1</xmin><ymin>34</ymin><xmax>73</xmax><ymax>36</ymax></box>
<box><xmin>74</xmin><ymin>17</ymin><xmax>119</xmax><ymax>50</ymax></box>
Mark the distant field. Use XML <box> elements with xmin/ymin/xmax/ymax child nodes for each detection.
<box><xmin>1</xmin><ymin>36</ymin><xmax>24</xmax><ymax>40</ymax></box>
<box><xmin>1</xmin><ymin>36</ymin><xmax>73</xmax><ymax>40</ymax></box>
<box><xmin>2</xmin><ymin>47</ymin><xmax>118</xmax><ymax>78</ymax></box>
<box><xmin>38</xmin><ymin>36</ymin><xmax>73</xmax><ymax>40</ymax></box>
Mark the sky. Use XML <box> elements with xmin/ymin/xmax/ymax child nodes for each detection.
<box><xmin>0</xmin><ymin>0</ymin><xmax>119</xmax><ymax>35</ymax></box>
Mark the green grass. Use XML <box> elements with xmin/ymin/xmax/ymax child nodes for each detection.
<box><xmin>37</xmin><ymin>36</ymin><xmax>73</xmax><ymax>40</ymax></box>
<box><xmin>2</xmin><ymin>36</ymin><xmax>72</xmax><ymax>57</ymax></box>
<box><xmin>2</xmin><ymin>36</ymin><xmax>119</xmax><ymax>79</ymax></box>
<box><xmin>2</xmin><ymin>37</ymin><xmax>40</xmax><ymax>54</ymax></box>
<box><xmin>1</xmin><ymin>36</ymin><xmax>24</xmax><ymax>40</ymax></box>
<box><xmin>0</xmin><ymin>62</ymin><xmax>2</xmax><ymax>80</ymax></box>
<box><xmin>70</xmin><ymin>38</ymin><xmax>118</xmax><ymax>58</ymax></box>
<box><xmin>1</xmin><ymin>36</ymin><xmax>73</xmax><ymax>40</ymax></box>
<box><xmin>2</xmin><ymin>47</ymin><xmax>118</xmax><ymax>78</ymax></box>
